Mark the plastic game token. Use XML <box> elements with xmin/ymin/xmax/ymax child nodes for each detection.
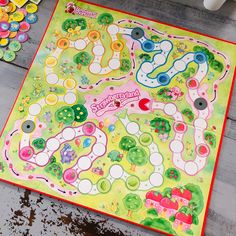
<box><xmin>9</xmin><ymin>40</ymin><xmax>21</xmax><ymax>52</ymax></box>
<box><xmin>0</xmin><ymin>11</ymin><xmax>8</xmax><ymax>21</ymax></box>
<box><xmin>16</xmin><ymin>32</ymin><xmax>29</xmax><ymax>43</ymax></box>
<box><xmin>0</xmin><ymin>38</ymin><xmax>9</xmax><ymax>47</ymax></box>
<box><xmin>0</xmin><ymin>30</ymin><xmax>10</xmax><ymax>38</ymax></box>
<box><xmin>0</xmin><ymin>48</ymin><xmax>4</xmax><ymax>59</ymax></box>
<box><xmin>9</xmin><ymin>21</ymin><xmax>20</xmax><ymax>32</ymax></box>
<box><xmin>11</xmin><ymin>11</ymin><xmax>25</xmax><ymax>22</ymax></box>
<box><xmin>0</xmin><ymin>0</ymin><xmax>9</xmax><ymax>7</ymax></box>
<box><xmin>0</xmin><ymin>21</ymin><xmax>10</xmax><ymax>32</ymax></box>
<box><xmin>25</xmin><ymin>13</ymin><xmax>38</xmax><ymax>24</ymax></box>
<box><xmin>194</xmin><ymin>97</ymin><xmax>208</xmax><ymax>110</ymax></box>
<box><xmin>26</xmin><ymin>3</ymin><xmax>38</xmax><ymax>13</ymax></box>
<box><xmin>21</xmin><ymin>120</ymin><xmax>35</xmax><ymax>133</ymax></box>
<box><xmin>131</xmin><ymin>27</ymin><xmax>144</xmax><ymax>40</ymax></box>
<box><xmin>19</xmin><ymin>21</ymin><xmax>30</xmax><ymax>32</ymax></box>
<box><xmin>18</xmin><ymin>8</ymin><xmax>27</xmax><ymax>16</ymax></box>
<box><xmin>9</xmin><ymin>31</ymin><xmax>17</xmax><ymax>38</ymax></box>
<box><xmin>8</xmin><ymin>2</ymin><xmax>17</xmax><ymax>13</ymax></box>
<box><xmin>3</xmin><ymin>50</ymin><xmax>15</xmax><ymax>62</ymax></box>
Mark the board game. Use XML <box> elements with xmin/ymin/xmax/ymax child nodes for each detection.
<box><xmin>0</xmin><ymin>1</ymin><xmax>236</xmax><ymax>235</ymax></box>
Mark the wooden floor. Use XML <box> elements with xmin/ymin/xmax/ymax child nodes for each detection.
<box><xmin>0</xmin><ymin>0</ymin><xmax>236</xmax><ymax>235</ymax></box>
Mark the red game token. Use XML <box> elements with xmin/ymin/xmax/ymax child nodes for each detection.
<box><xmin>0</xmin><ymin>30</ymin><xmax>10</xmax><ymax>38</ymax></box>
<box><xmin>19</xmin><ymin>21</ymin><xmax>31</xmax><ymax>32</ymax></box>
<box><xmin>0</xmin><ymin>0</ymin><xmax>9</xmax><ymax>7</ymax></box>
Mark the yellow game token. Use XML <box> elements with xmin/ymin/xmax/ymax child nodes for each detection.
<box><xmin>64</xmin><ymin>79</ymin><xmax>76</xmax><ymax>90</ymax></box>
<box><xmin>0</xmin><ymin>10</ymin><xmax>9</xmax><ymax>21</ymax></box>
<box><xmin>0</xmin><ymin>38</ymin><xmax>9</xmax><ymax>47</ymax></box>
<box><xmin>45</xmin><ymin>56</ymin><xmax>58</xmax><ymax>68</ymax></box>
<box><xmin>11</xmin><ymin>11</ymin><xmax>25</xmax><ymax>22</ymax></box>
<box><xmin>46</xmin><ymin>94</ymin><xmax>58</xmax><ymax>106</ymax></box>
<box><xmin>9</xmin><ymin>31</ymin><xmax>17</xmax><ymax>38</ymax></box>
<box><xmin>9</xmin><ymin>3</ymin><xmax>17</xmax><ymax>13</ymax></box>
<box><xmin>26</xmin><ymin>3</ymin><xmax>38</xmax><ymax>14</ymax></box>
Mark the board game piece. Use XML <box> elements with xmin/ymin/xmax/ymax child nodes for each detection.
<box><xmin>3</xmin><ymin>49</ymin><xmax>15</xmax><ymax>61</ymax></box>
<box><xmin>10</xmin><ymin>0</ymin><xmax>27</xmax><ymax>8</ymax></box>
<box><xmin>8</xmin><ymin>40</ymin><xmax>21</xmax><ymax>51</ymax></box>
<box><xmin>0</xmin><ymin>1</ymin><xmax>235</xmax><ymax>236</ymax></box>
<box><xmin>25</xmin><ymin>2</ymin><xmax>37</xmax><ymax>13</ymax></box>
<box><xmin>25</xmin><ymin>12</ymin><xmax>37</xmax><ymax>23</ymax></box>
<box><xmin>9</xmin><ymin>21</ymin><xmax>20</xmax><ymax>31</ymax></box>
<box><xmin>0</xmin><ymin>37</ymin><xmax>9</xmax><ymax>47</ymax></box>
<box><xmin>15</xmin><ymin>31</ymin><xmax>29</xmax><ymax>42</ymax></box>
<box><xmin>0</xmin><ymin>21</ymin><xmax>9</xmax><ymax>31</ymax></box>
<box><xmin>0</xmin><ymin>0</ymin><xmax>9</xmax><ymax>7</ymax></box>
<box><xmin>19</xmin><ymin>21</ymin><xmax>30</xmax><ymax>32</ymax></box>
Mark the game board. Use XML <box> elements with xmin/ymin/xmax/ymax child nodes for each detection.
<box><xmin>0</xmin><ymin>0</ymin><xmax>235</xmax><ymax>235</ymax></box>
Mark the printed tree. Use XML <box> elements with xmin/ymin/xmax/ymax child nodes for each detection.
<box><xmin>119</xmin><ymin>136</ymin><xmax>136</xmax><ymax>153</ymax></box>
<box><xmin>75</xmin><ymin>18</ymin><xmax>87</xmax><ymax>30</ymax></box>
<box><xmin>32</xmin><ymin>138</ymin><xmax>46</xmax><ymax>150</ymax></box>
<box><xmin>157</xmin><ymin>88</ymin><xmax>172</xmax><ymax>100</ymax></box>
<box><xmin>204</xmin><ymin>132</ymin><xmax>216</xmax><ymax>148</ymax></box>
<box><xmin>62</xmin><ymin>18</ymin><xmax>78</xmax><ymax>32</ymax></box>
<box><xmin>182</xmin><ymin>67</ymin><xmax>196</xmax><ymax>80</ymax></box>
<box><xmin>185</xmin><ymin>183</ymin><xmax>204</xmax><ymax>215</ymax></box>
<box><xmin>165</xmin><ymin>168</ymin><xmax>181</xmax><ymax>181</ymax></box>
<box><xmin>151</xmin><ymin>35</ymin><xmax>160</xmax><ymax>42</ymax></box>
<box><xmin>55</xmin><ymin>106</ymin><xmax>75</xmax><ymax>128</ymax></box>
<box><xmin>139</xmin><ymin>53</ymin><xmax>151</xmax><ymax>61</ymax></box>
<box><xmin>210</xmin><ymin>60</ymin><xmax>224</xmax><ymax>72</ymax></box>
<box><xmin>107</xmin><ymin>150</ymin><xmax>123</xmax><ymax>162</ymax></box>
<box><xmin>97</xmin><ymin>13</ymin><xmax>114</xmax><ymax>29</ymax></box>
<box><xmin>45</xmin><ymin>156</ymin><xmax>63</xmax><ymax>180</ymax></box>
<box><xmin>127</xmin><ymin>146</ymin><xmax>148</xmax><ymax>171</ymax></box>
<box><xmin>123</xmin><ymin>193</ymin><xmax>142</xmax><ymax>217</ymax></box>
<box><xmin>73</xmin><ymin>52</ymin><xmax>92</xmax><ymax>70</ymax></box>
<box><xmin>120</xmin><ymin>59</ymin><xmax>131</xmax><ymax>72</ymax></box>
<box><xmin>182</xmin><ymin>108</ymin><xmax>194</xmax><ymax>122</ymax></box>
<box><xmin>141</xmin><ymin>217</ymin><xmax>176</xmax><ymax>235</ymax></box>
<box><xmin>150</xmin><ymin>117</ymin><xmax>171</xmax><ymax>135</ymax></box>
<box><xmin>71</xmin><ymin>104</ymin><xmax>88</xmax><ymax>125</ymax></box>
<box><xmin>193</xmin><ymin>45</ymin><xmax>224</xmax><ymax>72</ymax></box>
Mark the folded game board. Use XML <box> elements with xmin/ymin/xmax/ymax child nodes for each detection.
<box><xmin>0</xmin><ymin>1</ymin><xmax>235</xmax><ymax>235</ymax></box>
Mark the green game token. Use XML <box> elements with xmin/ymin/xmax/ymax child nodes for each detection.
<box><xmin>139</xmin><ymin>132</ymin><xmax>153</xmax><ymax>146</ymax></box>
<box><xmin>0</xmin><ymin>49</ymin><xmax>4</xmax><ymax>59</ymax></box>
<box><xmin>97</xmin><ymin>178</ymin><xmax>111</xmax><ymax>193</ymax></box>
<box><xmin>9</xmin><ymin>40</ymin><xmax>22</xmax><ymax>52</ymax></box>
<box><xmin>126</xmin><ymin>175</ymin><xmax>140</xmax><ymax>191</ymax></box>
<box><xmin>3</xmin><ymin>50</ymin><xmax>16</xmax><ymax>62</ymax></box>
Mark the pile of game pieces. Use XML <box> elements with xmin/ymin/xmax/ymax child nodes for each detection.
<box><xmin>0</xmin><ymin>0</ymin><xmax>41</xmax><ymax>62</ymax></box>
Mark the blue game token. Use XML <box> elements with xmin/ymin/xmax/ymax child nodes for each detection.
<box><xmin>25</xmin><ymin>13</ymin><xmax>38</xmax><ymax>24</ymax></box>
<box><xmin>9</xmin><ymin>21</ymin><xmax>20</xmax><ymax>32</ymax></box>
<box><xmin>142</xmin><ymin>40</ymin><xmax>155</xmax><ymax>52</ymax></box>
<box><xmin>157</xmin><ymin>73</ymin><xmax>170</xmax><ymax>85</ymax></box>
<box><xmin>194</xmin><ymin>52</ymin><xmax>207</xmax><ymax>64</ymax></box>
<box><xmin>0</xmin><ymin>21</ymin><xmax>10</xmax><ymax>32</ymax></box>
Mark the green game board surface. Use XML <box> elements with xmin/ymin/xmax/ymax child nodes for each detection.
<box><xmin>0</xmin><ymin>1</ymin><xmax>236</xmax><ymax>235</ymax></box>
